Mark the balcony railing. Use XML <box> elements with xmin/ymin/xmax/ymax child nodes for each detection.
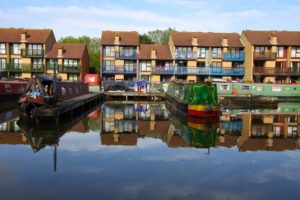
<box><xmin>151</xmin><ymin>66</ymin><xmax>245</xmax><ymax>76</ymax></box>
<box><xmin>253</xmin><ymin>67</ymin><xmax>300</xmax><ymax>76</ymax></box>
<box><xmin>253</xmin><ymin>52</ymin><xmax>277</xmax><ymax>60</ymax></box>
<box><xmin>6</xmin><ymin>63</ymin><xmax>22</xmax><ymax>72</ymax></box>
<box><xmin>102</xmin><ymin>65</ymin><xmax>136</xmax><ymax>74</ymax></box>
<box><xmin>0</xmin><ymin>64</ymin><xmax>7</xmax><ymax>72</ymax></box>
<box><xmin>5</xmin><ymin>63</ymin><xmax>44</xmax><ymax>72</ymax></box>
<box><xmin>61</xmin><ymin>66</ymin><xmax>80</xmax><ymax>73</ymax></box>
<box><xmin>115</xmin><ymin>51</ymin><xmax>137</xmax><ymax>60</ymax></box>
<box><xmin>210</xmin><ymin>67</ymin><xmax>245</xmax><ymax>76</ymax></box>
<box><xmin>223</xmin><ymin>52</ymin><xmax>245</xmax><ymax>61</ymax></box>
<box><xmin>175</xmin><ymin>52</ymin><xmax>197</xmax><ymax>60</ymax></box>
<box><xmin>21</xmin><ymin>49</ymin><xmax>44</xmax><ymax>57</ymax></box>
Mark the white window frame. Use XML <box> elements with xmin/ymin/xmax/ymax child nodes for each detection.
<box><xmin>212</xmin><ymin>48</ymin><xmax>222</xmax><ymax>58</ymax></box>
<box><xmin>12</xmin><ymin>44</ymin><xmax>21</xmax><ymax>54</ymax></box>
<box><xmin>0</xmin><ymin>43</ymin><xmax>6</xmax><ymax>54</ymax></box>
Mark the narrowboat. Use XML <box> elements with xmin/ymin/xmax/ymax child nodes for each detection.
<box><xmin>166</xmin><ymin>81</ymin><xmax>220</xmax><ymax>118</ymax></box>
<box><xmin>0</xmin><ymin>80</ymin><xmax>27</xmax><ymax>111</ymax></box>
<box><xmin>18</xmin><ymin>74</ymin><xmax>89</xmax><ymax>117</ymax></box>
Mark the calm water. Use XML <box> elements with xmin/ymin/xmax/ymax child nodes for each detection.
<box><xmin>0</xmin><ymin>102</ymin><xmax>300</xmax><ymax>200</ymax></box>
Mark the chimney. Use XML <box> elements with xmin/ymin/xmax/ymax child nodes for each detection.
<box><xmin>270</xmin><ymin>33</ymin><xmax>277</xmax><ymax>45</ymax></box>
<box><xmin>192</xmin><ymin>36</ymin><xmax>198</xmax><ymax>46</ymax></box>
<box><xmin>222</xmin><ymin>37</ymin><xmax>228</xmax><ymax>47</ymax></box>
<box><xmin>151</xmin><ymin>49</ymin><xmax>157</xmax><ymax>59</ymax></box>
<box><xmin>21</xmin><ymin>32</ymin><xmax>27</xmax><ymax>42</ymax></box>
<box><xmin>57</xmin><ymin>46</ymin><xmax>64</xmax><ymax>58</ymax></box>
<box><xmin>114</xmin><ymin>36</ymin><xmax>120</xmax><ymax>45</ymax></box>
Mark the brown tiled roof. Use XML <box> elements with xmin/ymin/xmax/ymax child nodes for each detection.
<box><xmin>46</xmin><ymin>43</ymin><xmax>87</xmax><ymax>59</ymax></box>
<box><xmin>170</xmin><ymin>31</ymin><xmax>244</xmax><ymax>47</ymax></box>
<box><xmin>100</xmin><ymin>31</ymin><xmax>139</xmax><ymax>46</ymax></box>
<box><xmin>0</xmin><ymin>28</ymin><xmax>54</xmax><ymax>43</ymax></box>
<box><xmin>138</xmin><ymin>44</ymin><xmax>172</xmax><ymax>60</ymax></box>
<box><xmin>243</xmin><ymin>30</ymin><xmax>300</xmax><ymax>46</ymax></box>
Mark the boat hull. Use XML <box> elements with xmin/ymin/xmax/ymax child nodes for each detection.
<box><xmin>166</xmin><ymin>94</ymin><xmax>220</xmax><ymax>118</ymax></box>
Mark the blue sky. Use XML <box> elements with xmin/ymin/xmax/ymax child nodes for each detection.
<box><xmin>1</xmin><ymin>0</ymin><xmax>300</xmax><ymax>38</ymax></box>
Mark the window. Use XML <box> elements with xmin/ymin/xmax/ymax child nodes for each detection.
<box><xmin>277</xmin><ymin>47</ymin><xmax>285</xmax><ymax>58</ymax></box>
<box><xmin>291</xmin><ymin>47</ymin><xmax>300</xmax><ymax>58</ymax></box>
<box><xmin>0</xmin><ymin>58</ymin><xmax>6</xmax><ymax>70</ymax></box>
<box><xmin>12</xmin><ymin>58</ymin><xmax>22</xmax><ymax>68</ymax></box>
<box><xmin>68</xmin><ymin>74</ymin><xmax>78</xmax><ymax>81</ymax></box>
<box><xmin>211</xmin><ymin>62</ymin><xmax>222</xmax><ymax>67</ymax></box>
<box><xmin>12</xmin><ymin>44</ymin><xmax>21</xmax><ymax>54</ymax></box>
<box><xmin>104</xmin><ymin>60</ymin><xmax>115</xmax><ymax>71</ymax></box>
<box><xmin>288</xmin><ymin>126</ymin><xmax>297</xmax><ymax>137</ymax></box>
<box><xmin>104</xmin><ymin>46</ymin><xmax>115</xmax><ymax>57</ymax></box>
<box><xmin>48</xmin><ymin>59</ymin><xmax>57</xmax><ymax>69</ymax></box>
<box><xmin>32</xmin><ymin>59</ymin><xmax>43</xmax><ymax>69</ymax></box>
<box><xmin>0</xmin><ymin>43</ymin><xmax>5</xmax><ymax>54</ymax></box>
<box><xmin>241</xmin><ymin>85</ymin><xmax>250</xmax><ymax>90</ymax></box>
<box><xmin>212</xmin><ymin>48</ymin><xmax>222</xmax><ymax>58</ymax></box>
<box><xmin>140</xmin><ymin>61</ymin><xmax>151</xmax><ymax>72</ymax></box>
<box><xmin>120</xmin><ymin>47</ymin><xmax>135</xmax><ymax>57</ymax></box>
<box><xmin>124</xmin><ymin>61</ymin><xmax>135</xmax><ymax>72</ymax></box>
<box><xmin>197</xmin><ymin>48</ymin><xmax>207</xmax><ymax>58</ymax></box>
<box><xmin>28</xmin><ymin>44</ymin><xmax>43</xmax><ymax>55</ymax></box>
<box><xmin>63</xmin><ymin>59</ymin><xmax>79</xmax><ymax>67</ymax></box>
<box><xmin>175</xmin><ymin>47</ymin><xmax>192</xmax><ymax>58</ymax></box>
<box><xmin>141</xmin><ymin>75</ymin><xmax>150</xmax><ymax>82</ymax></box>
<box><xmin>255</xmin><ymin>46</ymin><xmax>268</xmax><ymax>52</ymax></box>
<box><xmin>220</xmin><ymin>84</ymin><xmax>229</xmax><ymax>90</ymax></box>
<box><xmin>104</xmin><ymin>121</ymin><xmax>114</xmax><ymax>132</ymax></box>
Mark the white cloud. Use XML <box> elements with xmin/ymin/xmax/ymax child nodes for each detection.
<box><xmin>0</xmin><ymin>2</ymin><xmax>299</xmax><ymax>38</ymax></box>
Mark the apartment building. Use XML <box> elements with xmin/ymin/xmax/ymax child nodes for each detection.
<box><xmin>138</xmin><ymin>44</ymin><xmax>173</xmax><ymax>83</ymax></box>
<box><xmin>0</xmin><ymin>28</ymin><xmax>56</xmax><ymax>78</ymax></box>
<box><xmin>46</xmin><ymin>43</ymin><xmax>89</xmax><ymax>80</ymax></box>
<box><xmin>169</xmin><ymin>32</ymin><xmax>245</xmax><ymax>82</ymax></box>
<box><xmin>100</xmin><ymin>31</ymin><xmax>139</xmax><ymax>81</ymax></box>
<box><xmin>241</xmin><ymin>30</ymin><xmax>300</xmax><ymax>83</ymax></box>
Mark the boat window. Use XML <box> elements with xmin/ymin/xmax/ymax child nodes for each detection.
<box><xmin>220</xmin><ymin>84</ymin><xmax>229</xmax><ymax>90</ymax></box>
<box><xmin>241</xmin><ymin>85</ymin><xmax>250</xmax><ymax>91</ymax></box>
<box><xmin>62</xmin><ymin>87</ymin><xmax>67</xmax><ymax>96</ymax></box>
<box><xmin>4</xmin><ymin>84</ymin><xmax>12</xmax><ymax>92</ymax></box>
<box><xmin>75</xmin><ymin>87</ymin><xmax>79</xmax><ymax>95</ymax></box>
<box><xmin>69</xmin><ymin>87</ymin><xmax>73</xmax><ymax>95</ymax></box>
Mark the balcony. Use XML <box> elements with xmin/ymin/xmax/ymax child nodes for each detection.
<box><xmin>253</xmin><ymin>67</ymin><xmax>300</xmax><ymax>76</ymax></box>
<box><xmin>5</xmin><ymin>63</ymin><xmax>44</xmax><ymax>73</ymax></box>
<box><xmin>115</xmin><ymin>51</ymin><xmax>137</xmax><ymax>60</ymax></box>
<box><xmin>22</xmin><ymin>64</ymin><xmax>44</xmax><ymax>73</ymax></box>
<box><xmin>61</xmin><ymin>66</ymin><xmax>80</xmax><ymax>73</ymax></box>
<box><xmin>6</xmin><ymin>63</ymin><xmax>22</xmax><ymax>72</ymax></box>
<box><xmin>175</xmin><ymin>52</ymin><xmax>197</xmax><ymax>60</ymax></box>
<box><xmin>102</xmin><ymin>65</ymin><xmax>136</xmax><ymax>74</ymax></box>
<box><xmin>210</xmin><ymin>67</ymin><xmax>245</xmax><ymax>76</ymax></box>
<box><xmin>223</xmin><ymin>52</ymin><xmax>245</xmax><ymax>62</ymax></box>
<box><xmin>253</xmin><ymin>52</ymin><xmax>277</xmax><ymax>60</ymax></box>
<box><xmin>21</xmin><ymin>49</ymin><xmax>44</xmax><ymax>57</ymax></box>
<box><xmin>149</xmin><ymin>66</ymin><xmax>245</xmax><ymax>76</ymax></box>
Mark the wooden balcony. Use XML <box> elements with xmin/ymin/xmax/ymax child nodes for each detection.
<box><xmin>253</xmin><ymin>52</ymin><xmax>277</xmax><ymax>60</ymax></box>
<box><xmin>253</xmin><ymin>67</ymin><xmax>300</xmax><ymax>76</ymax></box>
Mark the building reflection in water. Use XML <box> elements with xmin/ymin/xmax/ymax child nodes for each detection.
<box><xmin>100</xmin><ymin>102</ymin><xmax>300</xmax><ymax>151</ymax></box>
<box><xmin>0</xmin><ymin>103</ymin><xmax>299</xmax><ymax>157</ymax></box>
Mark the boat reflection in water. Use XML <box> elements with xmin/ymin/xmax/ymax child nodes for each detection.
<box><xmin>100</xmin><ymin>102</ymin><xmax>219</xmax><ymax>149</ymax></box>
<box><xmin>0</xmin><ymin>106</ymin><xmax>99</xmax><ymax>171</ymax></box>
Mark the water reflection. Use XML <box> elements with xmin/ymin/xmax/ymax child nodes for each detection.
<box><xmin>1</xmin><ymin>102</ymin><xmax>299</xmax><ymax>152</ymax></box>
<box><xmin>100</xmin><ymin>102</ymin><xmax>300</xmax><ymax>151</ymax></box>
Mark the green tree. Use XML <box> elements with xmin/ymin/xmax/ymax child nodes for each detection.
<box><xmin>139</xmin><ymin>34</ymin><xmax>154</xmax><ymax>44</ymax></box>
<box><xmin>147</xmin><ymin>28</ymin><xmax>176</xmax><ymax>44</ymax></box>
<box><xmin>58</xmin><ymin>35</ymin><xmax>100</xmax><ymax>73</ymax></box>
